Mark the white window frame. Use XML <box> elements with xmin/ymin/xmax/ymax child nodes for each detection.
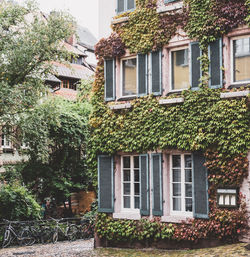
<box><xmin>170</xmin><ymin>153</ymin><xmax>193</xmax><ymax>217</ymax></box>
<box><xmin>117</xmin><ymin>0</ymin><xmax>136</xmax><ymax>14</ymax></box>
<box><xmin>120</xmin><ymin>56</ymin><xmax>137</xmax><ymax>98</ymax></box>
<box><xmin>230</xmin><ymin>35</ymin><xmax>250</xmax><ymax>85</ymax></box>
<box><xmin>169</xmin><ymin>45</ymin><xmax>190</xmax><ymax>92</ymax></box>
<box><xmin>1</xmin><ymin>134</ymin><xmax>11</xmax><ymax>149</ymax></box>
<box><xmin>121</xmin><ymin>155</ymin><xmax>140</xmax><ymax>213</ymax></box>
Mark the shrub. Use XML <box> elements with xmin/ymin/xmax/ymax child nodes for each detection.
<box><xmin>0</xmin><ymin>183</ymin><xmax>41</xmax><ymax>221</ymax></box>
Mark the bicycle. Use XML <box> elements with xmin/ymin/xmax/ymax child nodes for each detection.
<box><xmin>51</xmin><ymin>218</ymin><xmax>78</xmax><ymax>243</ymax></box>
<box><xmin>2</xmin><ymin>220</ymin><xmax>33</xmax><ymax>248</ymax></box>
<box><xmin>78</xmin><ymin>218</ymin><xmax>94</xmax><ymax>240</ymax></box>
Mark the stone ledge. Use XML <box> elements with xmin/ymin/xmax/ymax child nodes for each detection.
<box><xmin>159</xmin><ymin>97</ymin><xmax>184</xmax><ymax>105</ymax></box>
<box><xmin>157</xmin><ymin>2</ymin><xmax>183</xmax><ymax>13</ymax></box>
<box><xmin>220</xmin><ymin>90</ymin><xmax>249</xmax><ymax>99</ymax></box>
<box><xmin>109</xmin><ymin>103</ymin><xmax>132</xmax><ymax>110</ymax></box>
<box><xmin>111</xmin><ymin>16</ymin><xmax>129</xmax><ymax>25</ymax></box>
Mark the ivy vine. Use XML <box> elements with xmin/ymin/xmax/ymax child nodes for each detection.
<box><xmin>91</xmin><ymin>0</ymin><xmax>250</xmax><ymax>243</ymax></box>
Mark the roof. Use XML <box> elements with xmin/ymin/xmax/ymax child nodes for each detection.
<box><xmin>51</xmin><ymin>61</ymin><xmax>93</xmax><ymax>80</ymax></box>
<box><xmin>53</xmin><ymin>88</ymin><xmax>77</xmax><ymax>101</ymax></box>
<box><xmin>64</xmin><ymin>42</ymin><xmax>86</xmax><ymax>57</ymax></box>
<box><xmin>45</xmin><ymin>74</ymin><xmax>61</xmax><ymax>83</ymax></box>
<box><xmin>77</xmin><ymin>25</ymin><xmax>97</xmax><ymax>51</ymax></box>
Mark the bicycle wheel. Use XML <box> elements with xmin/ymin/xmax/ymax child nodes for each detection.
<box><xmin>19</xmin><ymin>229</ymin><xmax>35</xmax><ymax>246</ymax></box>
<box><xmin>41</xmin><ymin>227</ymin><xmax>53</xmax><ymax>244</ymax></box>
<box><xmin>2</xmin><ymin>229</ymin><xmax>11</xmax><ymax>248</ymax></box>
<box><xmin>67</xmin><ymin>225</ymin><xmax>78</xmax><ymax>241</ymax></box>
<box><xmin>52</xmin><ymin>231</ymin><xmax>58</xmax><ymax>243</ymax></box>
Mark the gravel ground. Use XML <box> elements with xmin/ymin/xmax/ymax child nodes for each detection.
<box><xmin>0</xmin><ymin>240</ymin><xmax>249</xmax><ymax>257</ymax></box>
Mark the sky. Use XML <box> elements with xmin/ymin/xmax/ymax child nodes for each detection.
<box><xmin>16</xmin><ymin>0</ymin><xmax>99</xmax><ymax>39</ymax></box>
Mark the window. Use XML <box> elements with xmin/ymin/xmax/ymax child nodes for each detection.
<box><xmin>1</xmin><ymin>134</ymin><xmax>11</xmax><ymax>149</ymax></box>
<box><xmin>170</xmin><ymin>154</ymin><xmax>193</xmax><ymax>215</ymax></box>
<box><xmin>117</xmin><ymin>0</ymin><xmax>135</xmax><ymax>13</ymax></box>
<box><xmin>217</xmin><ymin>189</ymin><xmax>237</xmax><ymax>208</ymax></box>
<box><xmin>171</xmin><ymin>48</ymin><xmax>190</xmax><ymax>90</ymax></box>
<box><xmin>232</xmin><ymin>36</ymin><xmax>250</xmax><ymax>83</ymax></box>
<box><xmin>122</xmin><ymin>156</ymin><xmax>140</xmax><ymax>211</ymax></box>
<box><xmin>62</xmin><ymin>80</ymin><xmax>68</xmax><ymax>89</ymax></box>
<box><xmin>121</xmin><ymin>57</ymin><xmax>137</xmax><ymax>96</ymax></box>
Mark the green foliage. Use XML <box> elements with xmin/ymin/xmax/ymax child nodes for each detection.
<box><xmin>0</xmin><ymin>0</ymin><xmax>74</xmax><ymax>127</ymax></box>
<box><xmin>18</xmin><ymin>97</ymin><xmax>92</xmax><ymax>206</ymax></box>
<box><xmin>96</xmin><ymin>213</ymin><xmax>174</xmax><ymax>242</ymax></box>
<box><xmin>0</xmin><ymin>183</ymin><xmax>41</xmax><ymax>221</ymax></box>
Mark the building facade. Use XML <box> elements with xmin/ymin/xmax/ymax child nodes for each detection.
<box><xmin>93</xmin><ymin>0</ymin><xmax>250</xmax><ymax>247</ymax></box>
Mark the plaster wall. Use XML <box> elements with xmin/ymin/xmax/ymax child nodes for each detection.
<box><xmin>98</xmin><ymin>0</ymin><xmax>116</xmax><ymax>39</ymax></box>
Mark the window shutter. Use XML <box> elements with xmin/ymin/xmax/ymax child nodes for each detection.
<box><xmin>104</xmin><ymin>59</ymin><xmax>115</xmax><ymax>101</ymax></box>
<box><xmin>151</xmin><ymin>50</ymin><xmax>162</xmax><ymax>95</ymax></box>
<box><xmin>192</xmin><ymin>152</ymin><xmax>209</xmax><ymax>219</ymax></box>
<box><xmin>137</xmin><ymin>54</ymin><xmax>147</xmax><ymax>96</ymax></box>
<box><xmin>140</xmin><ymin>154</ymin><xmax>149</xmax><ymax>215</ymax></box>
<box><xmin>190</xmin><ymin>42</ymin><xmax>201</xmax><ymax>89</ymax></box>
<box><xmin>152</xmin><ymin>153</ymin><xmax>163</xmax><ymax>216</ymax></box>
<box><xmin>209</xmin><ymin>38</ymin><xmax>223</xmax><ymax>88</ymax></box>
<box><xmin>98</xmin><ymin>155</ymin><xmax>114</xmax><ymax>213</ymax></box>
<box><xmin>117</xmin><ymin>0</ymin><xmax>125</xmax><ymax>13</ymax></box>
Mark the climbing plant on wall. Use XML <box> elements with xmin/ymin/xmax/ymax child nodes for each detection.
<box><xmin>91</xmin><ymin>0</ymin><xmax>250</xmax><ymax>243</ymax></box>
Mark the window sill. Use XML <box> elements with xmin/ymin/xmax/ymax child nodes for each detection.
<box><xmin>220</xmin><ymin>90</ymin><xmax>249</xmax><ymax>99</ymax></box>
<box><xmin>109</xmin><ymin>103</ymin><xmax>132</xmax><ymax>110</ymax></box>
<box><xmin>113</xmin><ymin>212</ymin><xmax>141</xmax><ymax>220</ymax></box>
<box><xmin>159</xmin><ymin>97</ymin><xmax>184</xmax><ymax>105</ymax></box>
<box><xmin>228</xmin><ymin>83</ymin><xmax>250</xmax><ymax>89</ymax></box>
<box><xmin>161</xmin><ymin>215</ymin><xmax>192</xmax><ymax>223</ymax></box>
<box><xmin>157</xmin><ymin>1</ymin><xmax>183</xmax><ymax>13</ymax></box>
<box><xmin>111</xmin><ymin>16</ymin><xmax>129</xmax><ymax>25</ymax></box>
<box><xmin>117</xmin><ymin>96</ymin><xmax>137</xmax><ymax>101</ymax></box>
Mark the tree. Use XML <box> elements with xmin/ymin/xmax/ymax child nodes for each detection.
<box><xmin>0</xmin><ymin>0</ymin><xmax>74</xmax><ymax>127</ymax></box>
<box><xmin>18</xmin><ymin>94</ymin><xmax>92</xmax><ymax>216</ymax></box>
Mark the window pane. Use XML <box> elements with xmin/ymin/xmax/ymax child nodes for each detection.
<box><xmin>173</xmin><ymin>183</ymin><xmax>181</xmax><ymax>196</ymax></box>
<box><xmin>172</xmin><ymin>49</ymin><xmax>189</xmax><ymax>90</ymax></box>
<box><xmin>173</xmin><ymin>198</ymin><xmax>181</xmax><ymax>211</ymax></box>
<box><xmin>185</xmin><ymin>198</ymin><xmax>192</xmax><ymax>212</ymax></box>
<box><xmin>127</xmin><ymin>0</ymin><xmax>135</xmax><ymax>10</ymax></box>
<box><xmin>185</xmin><ymin>184</ymin><xmax>192</xmax><ymax>197</ymax></box>
<box><xmin>172</xmin><ymin>155</ymin><xmax>181</xmax><ymax>168</ymax></box>
<box><xmin>134</xmin><ymin>170</ymin><xmax>139</xmax><ymax>182</ymax></box>
<box><xmin>123</xmin><ymin>156</ymin><xmax>130</xmax><ymax>168</ymax></box>
<box><xmin>184</xmin><ymin>155</ymin><xmax>192</xmax><ymax>168</ymax></box>
<box><xmin>122</xmin><ymin>58</ymin><xmax>137</xmax><ymax>96</ymax></box>
<box><xmin>124</xmin><ymin>196</ymin><xmax>130</xmax><ymax>208</ymax></box>
<box><xmin>123</xmin><ymin>183</ymin><xmax>130</xmax><ymax>195</ymax></box>
<box><xmin>123</xmin><ymin>170</ymin><xmax>130</xmax><ymax>181</ymax></box>
<box><xmin>134</xmin><ymin>156</ymin><xmax>139</xmax><ymax>168</ymax></box>
<box><xmin>173</xmin><ymin>169</ymin><xmax>181</xmax><ymax>182</ymax></box>
<box><xmin>185</xmin><ymin>169</ymin><xmax>192</xmax><ymax>183</ymax></box>
<box><xmin>134</xmin><ymin>197</ymin><xmax>140</xmax><ymax>209</ymax></box>
<box><xmin>233</xmin><ymin>37</ymin><xmax>250</xmax><ymax>82</ymax></box>
<box><xmin>134</xmin><ymin>183</ymin><xmax>140</xmax><ymax>195</ymax></box>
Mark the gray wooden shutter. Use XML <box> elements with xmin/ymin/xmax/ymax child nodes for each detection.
<box><xmin>151</xmin><ymin>50</ymin><xmax>162</xmax><ymax>95</ymax></box>
<box><xmin>104</xmin><ymin>59</ymin><xmax>115</xmax><ymax>101</ymax></box>
<box><xmin>137</xmin><ymin>54</ymin><xmax>147</xmax><ymax>96</ymax></box>
<box><xmin>98</xmin><ymin>155</ymin><xmax>114</xmax><ymax>213</ymax></box>
<box><xmin>117</xmin><ymin>0</ymin><xmax>125</xmax><ymax>13</ymax></box>
<box><xmin>192</xmin><ymin>152</ymin><xmax>209</xmax><ymax>219</ymax></box>
<box><xmin>209</xmin><ymin>38</ymin><xmax>223</xmax><ymax>88</ymax></box>
<box><xmin>151</xmin><ymin>153</ymin><xmax>163</xmax><ymax>216</ymax></box>
<box><xmin>140</xmin><ymin>154</ymin><xmax>149</xmax><ymax>215</ymax></box>
<box><xmin>190</xmin><ymin>42</ymin><xmax>201</xmax><ymax>89</ymax></box>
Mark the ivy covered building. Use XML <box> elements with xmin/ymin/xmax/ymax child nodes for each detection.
<box><xmin>92</xmin><ymin>0</ymin><xmax>250</xmax><ymax>247</ymax></box>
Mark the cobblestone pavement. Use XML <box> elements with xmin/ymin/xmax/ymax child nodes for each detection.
<box><xmin>0</xmin><ymin>240</ymin><xmax>249</xmax><ymax>257</ymax></box>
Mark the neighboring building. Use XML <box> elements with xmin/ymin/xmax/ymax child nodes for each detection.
<box><xmin>94</xmin><ymin>0</ymin><xmax>250</xmax><ymax>247</ymax></box>
<box><xmin>0</xmin><ymin>11</ymin><xmax>97</xmax><ymax>171</ymax></box>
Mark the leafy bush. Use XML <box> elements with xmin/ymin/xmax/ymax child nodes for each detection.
<box><xmin>0</xmin><ymin>183</ymin><xmax>41</xmax><ymax>221</ymax></box>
